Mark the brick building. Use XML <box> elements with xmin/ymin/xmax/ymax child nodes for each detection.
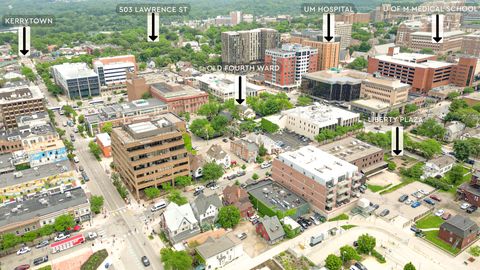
<box><xmin>264</xmin><ymin>44</ymin><xmax>318</xmax><ymax>89</ymax></box>
<box><xmin>95</xmin><ymin>133</ymin><xmax>111</xmax><ymax>157</ymax></box>
<box><xmin>150</xmin><ymin>82</ymin><xmax>209</xmax><ymax>114</ymax></box>
<box><xmin>438</xmin><ymin>215</ymin><xmax>479</xmax><ymax>250</ymax></box>
<box><xmin>230</xmin><ymin>139</ymin><xmax>259</xmax><ymax>163</ymax></box>
<box><xmin>0</xmin><ymin>85</ymin><xmax>45</xmax><ymax>129</ymax></box>
<box><xmin>457</xmin><ymin>171</ymin><xmax>480</xmax><ymax>207</ymax></box>
<box><xmin>289</xmin><ymin>37</ymin><xmax>340</xmax><ymax>71</ymax></box>
<box><xmin>222</xmin><ymin>185</ymin><xmax>254</xmax><ymax>218</ymax></box>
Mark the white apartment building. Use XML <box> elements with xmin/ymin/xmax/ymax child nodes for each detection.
<box><xmin>196</xmin><ymin>73</ymin><xmax>265</xmax><ymax>101</ymax></box>
<box><xmin>421</xmin><ymin>156</ymin><xmax>456</xmax><ymax>179</ymax></box>
<box><xmin>93</xmin><ymin>55</ymin><xmax>136</xmax><ymax>90</ymax></box>
<box><xmin>281</xmin><ymin>103</ymin><xmax>360</xmax><ymax>140</ymax></box>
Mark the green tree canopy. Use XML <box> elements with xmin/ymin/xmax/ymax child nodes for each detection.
<box><xmin>202</xmin><ymin>162</ymin><xmax>224</xmax><ymax>182</ymax></box>
<box><xmin>339</xmin><ymin>245</ymin><xmax>361</xmax><ymax>263</ymax></box>
<box><xmin>357</xmin><ymin>234</ymin><xmax>376</xmax><ymax>254</ymax></box>
<box><xmin>217</xmin><ymin>206</ymin><xmax>241</xmax><ymax>228</ymax></box>
<box><xmin>325</xmin><ymin>254</ymin><xmax>343</xmax><ymax>270</ymax></box>
<box><xmin>100</xmin><ymin>122</ymin><xmax>113</xmax><ymax>134</ymax></box>
<box><xmin>54</xmin><ymin>214</ymin><xmax>75</xmax><ymax>232</ymax></box>
<box><xmin>160</xmin><ymin>248</ymin><xmax>192</xmax><ymax>270</ymax></box>
<box><xmin>167</xmin><ymin>189</ymin><xmax>188</xmax><ymax>205</ymax></box>
<box><xmin>144</xmin><ymin>187</ymin><xmax>161</xmax><ymax>200</ymax></box>
<box><xmin>404</xmin><ymin>262</ymin><xmax>417</xmax><ymax>270</ymax></box>
<box><xmin>90</xmin><ymin>195</ymin><xmax>104</xmax><ymax>214</ymax></box>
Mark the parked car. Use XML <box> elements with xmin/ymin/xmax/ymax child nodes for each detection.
<box><xmin>410</xmin><ymin>226</ymin><xmax>421</xmax><ymax>233</ymax></box>
<box><xmin>14</xmin><ymin>265</ymin><xmax>30</xmax><ymax>270</ymax></box>
<box><xmin>209</xmin><ymin>183</ymin><xmax>219</xmax><ymax>190</ymax></box>
<box><xmin>310</xmin><ymin>216</ymin><xmax>320</xmax><ymax>225</ymax></box>
<box><xmin>81</xmin><ymin>172</ymin><xmax>89</xmax><ymax>182</ymax></box>
<box><xmin>415</xmin><ymin>231</ymin><xmax>425</xmax><ymax>238</ymax></box>
<box><xmin>429</xmin><ymin>194</ymin><xmax>442</xmax><ymax>202</ymax></box>
<box><xmin>251</xmin><ymin>219</ymin><xmax>259</xmax><ymax>225</ymax></box>
<box><xmin>353</xmin><ymin>262</ymin><xmax>368</xmax><ymax>270</ymax></box>
<box><xmin>353</xmin><ymin>241</ymin><xmax>358</xmax><ymax>247</ymax></box>
<box><xmin>398</xmin><ymin>194</ymin><xmax>408</xmax><ymax>202</ymax></box>
<box><xmin>141</xmin><ymin>256</ymin><xmax>150</xmax><ymax>267</ymax></box>
<box><xmin>17</xmin><ymin>247</ymin><xmax>31</xmax><ymax>255</ymax></box>
<box><xmin>194</xmin><ymin>186</ymin><xmax>205</xmax><ymax>192</ymax></box>
<box><xmin>423</xmin><ymin>198</ymin><xmax>435</xmax><ymax>205</ymax></box>
<box><xmin>461</xmin><ymin>202</ymin><xmax>471</xmax><ymax>210</ymax></box>
<box><xmin>236</xmin><ymin>232</ymin><xmax>247</xmax><ymax>240</ymax></box>
<box><xmin>372</xmin><ymin>204</ymin><xmax>380</xmax><ymax>210</ymax></box>
<box><xmin>222</xmin><ymin>138</ymin><xmax>228</xmax><ymax>143</ymax></box>
<box><xmin>54</xmin><ymin>233</ymin><xmax>70</xmax><ymax>242</ymax></box>
<box><xmin>260</xmin><ymin>162</ymin><xmax>272</xmax><ymax>169</ymax></box>
<box><xmin>205</xmin><ymin>182</ymin><xmax>215</xmax><ymax>188</ymax></box>
<box><xmin>467</xmin><ymin>205</ymin><xmax>478</xmax><ymax>214</ymax></box>
<box><xmin>314</xmin><ymin>212</ymin><xmax>326</xmax><ymax>223</ymax></box>
<box><xmin>33</xmin><ymin>256</ymin><xmax>49</xmax><ymax>266</ymax></box>
<box><xmin>379</xmin><ymin>209</ymin><xmax>390</xmax><ymax>217</ymax></box>
<box><xmin>237</xmin><ymin>171</ymin><xmax>246</xmax><ymax>177</ymax></box>
<box><xmin>442</xmin><ymin>212</ymin><xmax>452</xmax><ymax>220</ymax></box>
<box><xmin>78</xmin><ymin>165</ymin><xmax>84</xmax><ymax>172</ymax></box>
<box><xmin>227</xmin><ymin>174</ymin><xmax>237</xmax><ymax>180</ymax></box>
<box><xmin>435</xmin><ymin>209</ymin><xmax>445</xmax><ymax>216</ymax></box>
<box><xmin>411</xmin><ymin>201</ymin><xmax>421</xmax><ymax>208</ymax></box>
<box><xmin>193</xmin><ymin>189</ymin><xmax>203</xmax><ymax>196</ymax></box>
<box><xmin>418</xmin><ymin>189</ymin><xmax>428</xmax><ymax>196</ymax></box>
<box><xmin>87</xmin><ymin>232</ymin><xmax>98</xmax><ymax>240</ymax></box>
<box><xmin>404</xmin><ymin>199</ymin><xmax>413</xmax><ymax>205</ymax></box>
<box><xmin>35</xmin><ymin>240</ymin><xmax>49</xmax><ymax>249</ymax></box>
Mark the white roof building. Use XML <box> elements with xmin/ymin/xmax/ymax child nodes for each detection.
<box><xmin>95</xmin><ymin>133</ymin><xmax>111</xmax><ymax>147</ymax></box>
<box><xmin>161</xmin><ymin>202</ymin><xmax>200</xmax><ymax>243</ymax></box>
<box><xmin>196</xmin><ymin>73</ymin><xmax>265</xmax><ymax>101</ymax></box>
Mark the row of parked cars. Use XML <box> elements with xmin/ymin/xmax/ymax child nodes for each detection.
<box><xmin>297</xmin><ymin>213</ymin><xmax>326</xmax><ymax>231</ymax></box>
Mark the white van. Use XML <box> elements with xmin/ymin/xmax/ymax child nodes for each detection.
<box><xmin>73</xmin><ymin>156</ymin><xmax>80</xmax><ymax>163</ymax></box>
<box><xmin>151</xmin><ymin>200</ymin><xmax>167</xmax><ymax>212</ymax></box>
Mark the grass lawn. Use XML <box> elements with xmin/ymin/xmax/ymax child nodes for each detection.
<box><xmin>415</xmin><ymin>214</ymin><xmax>444</xmax><ymax>229</ymax></box>
<box><xmin>379</xmin><ymin>178</ymin><xmax>415</xmax><ymax>195</ymax></box>
<box><xmin>445</xmin><ymin>166</ymin><xmax>472</xmax><ymax>195</ymax></box>
<box><xmin>423</xmin><ymin>230</ymin><xmax>460</xmax><ymax>255</ymax></box>
<box><xmin>367</xmin><ymin>184</ymin><xmax>392</xmax><ymax>193</ymax></box>
<box><xmin>328</xmin><ymin>213</ymin><xmax>349</xmax><ymax>222</ymax></box>
<box><xmin>341</xmin><ymin>225</ymin><xmax>357</xmax><ymax>230</ymax></box>
<box><xmin>182</xmin><ymin>133</ymin><xmax>197</xmax><ymax>155</ymax></box>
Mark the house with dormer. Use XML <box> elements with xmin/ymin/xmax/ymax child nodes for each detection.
<box><xmin>206</xmin><ymin>144</ymin><xmax>231</xmax><ymax>168</ymax></box>
<box><xmin>195</xmin><ymin>234</ymin><xmax>243</xmax><ymax>269</ymax></box>
<box><xmin>160</xmin><ymin>202</ymin><xmax>200</xmax><ymax>244</ymax></box>
<box><xmin>191</xmin><ymin>193</ymin><xmax>222</xmax><ymax>225</ymax></box>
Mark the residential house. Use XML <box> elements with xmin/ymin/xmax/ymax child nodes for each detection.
<box><xmin>444</xmin><ymin>121</ymin><xmax>465</xmax><ymax>142</ymax></box>
<box><xmin>160</xmin><ymin>202</ymin><xmax>201</xmax><ymax>244</ymax></box>
<box><xmin>438</xmin><ymin>215</ymin><xmax>479</xmax><ymax>249</ymax></box>
<box><xmin>421</xmin><ymin>156</ymin><xmax>456</xmax><ymax>179</ymax></box>
<box><xmin>223</xmin><ymin>185</ymin><xmax>254</xmax><ymax>218</ymax></box>
<box><xmin>246</xmin><ymin>133</ymin><xmax>281</xmax><ymax>155</ymax></box>
<box><xmin>238</xmin><ymin>105</ymin><xmax>256</xmax><ymax>120</ymax></box>
<box><xmin>195</xmin><ymin>234</ymin><xmax>243</xmax><ymax>269</ymax></box>
<box><xmin>256</xmin><ymin>215</ymin><xmax>285</xmax><ymax>244</ymax></box>
<box><xmin>191</xmin><ymin>193</ymin><xmax>222</xmax><ymax>225</ymax></box>
<box><xmin>457</xmin><ymin>171</ymin><xmax>480</xmax><ymax>207</ymax></box>
<box><xmin>230</xmin><ymin>139</ymin><xmax>259</xmax><ymax>163</ymax></box>
<box><xmin>189</xmin><ymin>154</ymin><xmax>205</xmax><ymax>179</ymax></box>
<box><xmin>206</xmin><ymin>144</ymin><xmax>231</xmax><ymax>168</ymax></box>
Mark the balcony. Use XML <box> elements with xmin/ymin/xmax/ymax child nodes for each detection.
<box><xmin>327</xmin><ymin>192</ymin><xmax>335</xmax><ymax>199</ymax></box>
<box><xmin>337</xmin><ymin>180</ymin><xmax>349</xmax><ymax>187</ymax></box>
<box><xmin>337</xmin><ymin>187</ymin><xmax>349</xmax><ymax>195</ymax></box>
<box><xmin>336</xmin><ymin>193</ymin><xmax>350</xmax><ymax>202</ymax></box>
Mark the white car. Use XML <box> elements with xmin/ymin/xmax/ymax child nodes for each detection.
<box><xmin>87</xmin><ymin>232</ymin><xmax>98</xmax><ymax>240</ymax></box>
<box><xmin>54</xmin><ymin>233</ymin><xmax>70</xmax><ymax>242</ymax></box>
<box><xmin>260</xmin><ymin>162</ymin><xmax>272</xmax><ymax>169</ymax></box>
<box><xmin>194</xmin><ymin>186</ymin><xmax>205</xmax><ymax>192</ymax></box>
<box><xmin>418</xmin><ymin>189</ymin><xmax>428</xmax><ymax>196</ymax></box>
<box><xmin>248</xmin><ymin>214</ymin><xmax>259</xmax><ymax>221</ymax></box>
<box><xmin>404</xmin><ymin>199</ymin><xmax>413</xmax><ymax>205</ymax></box>
<box><xmin>209</xmin><ymin>184</ymin><xmax>219</xmax><ymax>190</ymax></box>
<box><xmin>435</xmin><ymin>209</ymin><xmax>445</xmax><ymax>217</ymax></box>
<box><xmin>461</xmin><ymin>202</ymin><xmax>471</xmax><ymax>210</ymax></box>
<box><xmin>17</xmin><ymin>247</ymin><xmax>31</xmax><ymax>255</ymax></box>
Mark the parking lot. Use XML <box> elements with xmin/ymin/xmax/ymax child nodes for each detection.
<box><xmin>432</xmin><ymin>191</ymin><xmax>480</xmax><ymax>225</ymax></box>
<box><xmin>265</xmin><ymin>130</ymin><xmax>310</xmax><ymax>151</ymax></box>
<box><xmin>364</xmin><ymin>181</ymin><xmax>435</xmax><ymax>225</ymax></box>
<box><xmin>233</xmin><ymin>220</ymin><xmax>268</xmax><ymax>257</ymax></box>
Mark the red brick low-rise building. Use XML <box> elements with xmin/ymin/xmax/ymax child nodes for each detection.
<box><xmin>150</xmin><ymin>82</ymin><xmax>209</xmax><ymax>114</ymax></box>
<box><xmin>457</xmin><ymin>171</ymin><xmax>480</xmax><ymax>207</ymax></box>
<box><xmin>222</xmin><ymin>185</ymin><xmax>254</xmax><ymax>218</ymax></box>
<box><xmin>438</xmin><ymin>215</ymin><xmax>479</xmax><ymax>250</ymax></box>
<box><xmin>230</xmin><ymin>139</ymin><xmax>259</xmax><ymax>163</ymax></box>
<box><xmin>256</xmin><ymin>215</ymin><xmax>285</xmax><ymax>244</ymax></box>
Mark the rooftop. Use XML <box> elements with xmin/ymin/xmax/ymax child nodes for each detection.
<box><xmin>96</xmin><ymin>133</ymin><xmax>111</xmax><ymax>147</ymax></box>
<box><xmin>0</xmin><ymin>85</ymin><xmax>44</xmax><ymax>104</ymax></box>
<box><xmin>52</xmin><ymin>63</ymin><xmax>98</xmax><ymax>80</ymax></box>
<box><xmin>277</xmin><ymin>146</ymin><xmax>359</xmax><ymax>185</ymax></box>
<box><xmin>112</xmin><ymin>113</ymin><xmax>182</xmax><ymax>143</ymax></box>
<box><xmin>441</xmin><ymin>215</ymin><xmax>479</xmax><ymax>238</ymax></box>
<box><xmin>0</xmin><ymin>187</ymin><xmax>88</xmax><ymax>229</ymax></box>
<box><xmin>150</xmin><ymin>81</ymin><xmax>207</xmax><ymax>99</ymax></box>
<box><xmin>363</xmin><ymin>74</ymin><xmax>410</xmax><ymax>90</ymax></box>
<box><xmin>196</xmin><ymin>73</ymin><xmax>265</xmax><ymax>95</ymax></box>
<box><xmin>411</xmin><ymin>31</ymin><xmax>465</xmax><ymax>37</ymax></box>
<box><xmin>246</xmin><ymin>179</ymin><xmax>308</xmax><ymax>212</ymax></box>
<box><xmin>350</xmin><ymin>99</ymin><xmax>392</xmax><ymax>110</ymax></box>
<box><xmin>319</xmin><ymin>137</ymin><xmax>383</xmax><ymax>163</ymax></box>
<box><xmin>162</xmin><ymin>202</ymin><xmax>197</xmax><ymax>231</ymax></box>
<box><xmin>282</xmin><ymin>103</ymin><xmax>359</xmax><ymax>126</ymax></box>
<box><xmin>427</xmin><ymin>156</ymin><xmax>455</xmax><ymax>168</ymax></box>
<box><xmin>303</xmin><ymin>69</ymin><xmax>368</xmax><ymax>85</ymax></box>
<box><xmin>93</xmin><ymin>55</ymin><xmax>136</xmax><ymax>66</ymax></box>
<box><xmin>0</xmin><ymin>159</ymin><xmax>73</xmax><ymax>189</ymax></box>
<box><xmin>196</xmin><ymin>234</ymin><xmax>241</xmax><ymax>259</ymax></box>
<box><xmin>374</xmin><ymin>54</ymin><xmax>453</xmax><ymax>69</ymax></box>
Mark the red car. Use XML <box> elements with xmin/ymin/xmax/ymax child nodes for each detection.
<box><xmin>429</xmin><ymin>194</ymin><xmax>442</xmax><ymax>202</ymax></box>
<box><xmin>442</xmin><ymin>213</ymin><xmax>452</xmax><ymax>220</ymax></box>
<box><xmin>14</xmin><ymin>265</ymin><xmax>30</xmax><ymax>270</ymax></box>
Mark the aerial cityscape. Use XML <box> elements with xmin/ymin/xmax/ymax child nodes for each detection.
<box><xmin>2</xmin><ymin>0</ymin><xmax>480</xmax><ymax>270</ymax></box>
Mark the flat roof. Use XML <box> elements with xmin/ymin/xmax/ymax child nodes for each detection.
<box><xmin>196</xmin><ymin>73</ymin><xmax>265</xmax><ymax>94</ymax></box>
<box><xmin>319</xmin><ymin>137</ymin><xmax>383</xmax><ymax>163</ymax></box>
<box><xmin>0</xmin><ymin>159</ymin><xmax>73</xmax><ymax>188</ymax></box>
<box><xmin>375</xmin><ymin>54</ymin><xmax>453</xmax><ymax>69</ymax></box>
<box><xmin>246</xmin><ymin>179</ymin><xmax>308</xmax><ymax>212</ymax></box>
<box><xmin>95</xmin><ymin>133</ymin><xmax>111</xmax><ymax>147</ymax></box>
<box><xmin>282</xmin><ymin>103</ymin><xmax>359</xmax><ymax>126</ymax></box>
<box><xmin>0</xmin><ymin>187</ymin><xmax>88</xmax><ymax>229</ymax></box>
<box><xmin>350</xmin><ymin>99</ymin><xmax>391</xmax><ymax>110</ymax></box>
<box><xmin>0</xmin><ymin>84</ymin><xmax>44</xmax><ymax>104</ymax></box>
<box><xmin>277</xmin><ymin>146</ymin><xmax>359</xmax><ymax>185</ymax></box>
<box><xmin>303</xmin><ymin>69</ymin><xmax>368</xmax><ymax>85</ymax></box>
<box><xmin>363</xmin><ymin>74</ymin><xmax>410</xmax><ymax>89</ymax></box>
<box><xmin>411</xmin><ymin>31</ymin><xmax>465</xmax><ymax>37</ymax></box>
<box><xmin>150</xmin><ymin>82</ymin><xmax>207</xmax><ymax>99</ymax></box>
<box><xmin>52</xmin><ymin>63</ymin><xmax>98</xmax><ymax>80</ymax></box>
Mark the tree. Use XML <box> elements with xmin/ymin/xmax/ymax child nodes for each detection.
<box><xmin>56</xmin><ymin>128</ymin><xmax>66</xmax><ymax>138</ymax></box>
<box><xmin>324</xmin><ymin>254</ymin><xmax>342</xmax><ymax>270</ymax></box>
<box><xmin>76</xmin><ymin>101</ymin><xmax>83</xmax><ymax>107</ymax></box>
<box><xmin>414</xmin><ymin>118</ymin><xmax>446</xmax><ymax>140</ymax></box>
<box><xmin>202</xmin><ymin>162</ymin><xmax>224</xmax><ymax>182</ymax></box>
<box><xmin>78</xmin><ymin>114</ymin><xmax>85</xmax><ymax>124</ymax></box>
<box><xmin>252</xmin><ymin>173</ymin><xmax>259</xmax><ymax>180</ymax></box>
<box><xmin>100</xmin><ymin>122</ymin><xmax>113</xmax><ymax>134</ymax></box>
<box><xmin>90</xmin><ymin>195</ymin><xmax>104</xmax><ymax>214</ymax></box>
<box><xmin>463</xmin><ymin>87</ymin><xmax>474</xmax><ymax>94</ymax></box>
<box><xmin>386</xmin><ymin>109</ymin><xmax>400</xmax><ymax>118</ymax></box>
<box><xmin>174</xmin><ymin>175</ymin><xmax>192</xmax><ymax>189</ymax></box>
<box><xmin>167</xmin><ymin>189</ymin><xmax>188</xmax><ymax>205</ymax></box>
<box><xmin>420</xmin><ymin>48</ymin><xmax>434</xmax><ymax>54</ymax></box>
<box><xmin>404</xmin><ymin>104</ymin><xmax>418</xmax><ymax>114</ymax></box>
<box><xmin>144</xmin><ymin>187</ymin><xmax>161</xmax><ymax>200</ymax></box>
<box><xmin>54</xmin><ymin>214</ymin><xmax>75</xmax><ymax>232</ymax></box>
<box><xmin>141</xmin><ymin>92</ymin><xmax>152</xmax><ymax>99</ymax></box>
<box><xmin>1</xmin><ymin>233</ymin><xmax>19</xmax><ymax>250</ymax></box>
<box><xmin>160</xmin><ymin>248</ymin><xmax>192</xmax><ymax>270</ymax></box>
<box><xmin>259</xmin><ymin>118</ymin><xmax>279</xmax><ymax>133</ymax></box>
<box><xmin>198</xmin><ymin>102</ymin><xmax>221</xmax><ymax>119</ymax></box>
<box><xmin>453</xmin><ymin>140</ymin><xmax>471</xmax><ymax>161</ymax></box>
<box><xmin>217</xmin><ymin>206</ymin><xmax>241</xmax><ymax>228</ymax></box>
<box><xmin>447</xmin><ymin>92</ymin><xmax>460</xmax><ymax>100</ymax></box>
<box><xmin>404</xmin><ymin>262</ymin><xmax>417</xmax><ymax>270</ymax></box>
<box><xmin>448</xmin><ymin>164</ymin><xmax>464</xmax><ymax>185</ymax></box>
<box><xmin>340</xmin><ymin>245</ymin><xmax>361</xmax><ymax>263</ymax></box>
<box><xmin>21</xmin><ymin>66</ymin><xmax>36</xmax><ymax>81</ymax></box>
<box><xmin>190</xmin><ymin>119</ymin><xmax>215</xmax><ymax>139</ymax></box>
<box><xmin>211</xmin><ymin>115</ymin><xmax>229</xmax><ymax>133</ymax></box>
<box><xmin>449</xmin><ymin>99</ymin><xmax>468</xmax><ymax>112</ymax></box>
<box><xmin>347</xmin><ymin>57</ymin><xmax>368</xmax><ymax>70</ymax></box>
<box><xmin>357</xmin><ymin>234</ymin><xmax>376</xmax><ymax>254</ymax></box>
<box><xmin>88</xmin><ymin>141</ymin><xmax>102</xmax><ymax>160</ymax></box>
<box><xmin>297</xmin><ymin>95</ymin><xmax>312</xmax><ymax>106</ymax></box>
<box><xmin>258</xmin><ymin>144</ymin><xmax>267</xmax><ymax>156</ymax></box>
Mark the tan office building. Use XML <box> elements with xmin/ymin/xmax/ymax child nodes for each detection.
<box><xmin>0</xmin><ymin>85</ymin><xmax>46</xmax><ymax>129</ymax></box>
<box><xmin>111</xmin><ymin>115</ymin><xmax>189</xmax><ymax>199</ymax></box>
<box><xmin>409</xmin><ymin>31</ymin><xmax>464</xmax><ymax>54</ymax></box>
<box><xmin>361</xmin><ymin>74</ymin><xmax>410</xmax><ymax>105</ymax></box>
<box><xmin>290</xmin><ymin>37</ymin><xmax>340</xmax><ymax>70</ymax></box>
<box><xmin>462</xmin><ymin>32</ymin><xmax>480</xmax><ymax>57</ymax></box>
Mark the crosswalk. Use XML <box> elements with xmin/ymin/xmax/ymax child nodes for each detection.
<box><xmin>109</xmin><ymin>208</ymin><xmax>127</xmax><ymax>216</ymax></box>
<box><xmin>126</xmin><ymin>244</ymin><xmax>145</xmax><ymax>269</ymax></box>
